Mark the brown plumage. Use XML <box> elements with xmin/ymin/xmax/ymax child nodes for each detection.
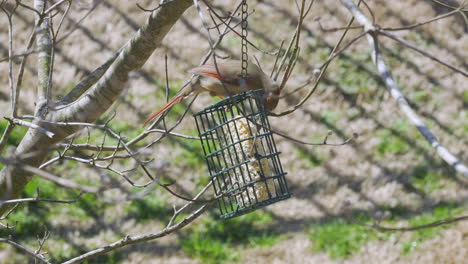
<box><xmin>143</xmin><ymin>60</ymin><xmax>280</xmax><ymax>125</ymax></box>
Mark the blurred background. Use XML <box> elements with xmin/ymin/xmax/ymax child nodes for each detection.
<box><xmin>0</xmin><ymin>0</ymin><xmax>467</xmax><ymax>263</ymax></box>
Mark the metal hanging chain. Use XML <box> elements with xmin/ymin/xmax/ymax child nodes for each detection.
<box><xmin>241</xmin><ymin>0</ymin><xmax>249</xmax><ymax>83</ymax></box>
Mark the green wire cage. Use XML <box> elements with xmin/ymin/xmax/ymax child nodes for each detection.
<box><xmin>194</xmin><ymin>90</ymin><xmax>291</xmax><ymax>219</ymax></box>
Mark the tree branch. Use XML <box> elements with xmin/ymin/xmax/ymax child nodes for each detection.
<box><xmin>0</xmin><ymin>238</ymin><xmax>51</xmax><ymax>264</ymax></box>
<box><xmin>59</xmin><ymin>53</ymin><xmax>119</xmax><ymax>105</ymax></box>
<box><xmin>0</xmin><ymin>0</ymin><xmax>194</xmax><ymax>216</ymax></box>
<box><xmin>340</xmin><ymin>0</ymin><xmax>468</xmax><ymax>177</ymax></box>
<box><xmin>62</xmin><ymin>201</ymin><xmax>213</xmax><ymax>264</ymax></box>
<box><xmin>34</xmin><ymin>0</ymin><xmax>52</xmax><ymax>113</ymax></box>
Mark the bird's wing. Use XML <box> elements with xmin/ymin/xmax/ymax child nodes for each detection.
<box><xmin>188</xmin><ymin>63</ymin><xmax>241</xmax><ymax>84</ymax></box>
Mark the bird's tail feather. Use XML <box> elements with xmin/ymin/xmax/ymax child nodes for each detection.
<box><xmin>143</xmin><ymin>95</ymin><xmax>184</xmax><ymax>125</ymax></box>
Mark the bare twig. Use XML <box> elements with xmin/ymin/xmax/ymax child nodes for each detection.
<box><xmin>16</xmin><ymin>163</ymin><xmax>99</xmax><ymax>193</ymax></box>
<box><xmin>378</xmin><ymin>30</ymin><xmax>468</xmax><ymax>77</ymax></box>
<box><xmin>0</xmin><ymin>2</ymin><xmax>18</xmax><ymax>154</ymax></box>
<box><xmin>44</xmin><ymin>0</ymin><xmax>69</xmax><ymax>14</ymax></box>
<box><xmin>356</xmin><ymin>214</ymin><xmax>468</xmax><ymax>232</ymax></box>
<box><xmin>53</xmin><ymin>129</ymin><xmax>199</xmax><ymax>152</ymax></box>
<box><xmin>203</xmin><ymin>0</ymin><xmax>278</xmax><ymax>55</ymax></box>
<box><xmin>0</xmin><ymin>238</ymin><xmax>51</xmax><ymax>264</ymax></box>
<box><xmin>34</xmin><ymin>228</ymin><xmax>50</xmax><ymax>258</ymax></box>
<box><xmin>56</xmin><ymin>0</ymin><xmax>102</xmax><ymax>44</ymax></box>
<box><xmin>136</xmin><ymin>0</ymin><xmax>177</xmax><ymax>12</ymax></box>
<box><xmin>141</xmin><ymin>164</ymin><xmax>222</xmax><ymax>203</ymax></box>
<box><xmin>272</xmin><ymin>126</ymin><xmax>356</xmax><ymax>146</ymax></box>
<box><xmin>270</xmin><ymin>1</ymin><xmax>363</xmax><ymax>117</ymax></box>
<box><xmin>340</xmin><ymin>0</ymin><xmax>468</xmax><ymax>177</ymax></box>
<box><xmin>432</xmin><ymin>0</ymin><xmax>462</xmax><ymax>10</ymax></box>
<box><xmin>0</xmin><ymin>48</ymin><xmax>38</xmax><ymax>62</ymax></box>
<box><xmin>140</xmin><ymin>2</ymin><xmax>242</xmax><ymax>143</ymax></box>
<box><xmin>382</xmin><ymin>8</ymin><xmax>461</xmax><ymax>31</ymax></box>
<box><xmin>0</xmin><ymin>192</ymin><xmax>84</xmax><ymax>206</ymax></box>
<box><xmin>4</xmin><ymin>117</ymin><xmax>54</xmax><ymax>138</ymax></box>
<box><xmin>0</xmin><ymin>12</ymin><xmax>41</xmax><ymax>152</ymax></box>
<box><xmin>61</xmin><ymin>195</ymin><xmax>213</xmax><ymax>264</ymax></box>
<box><xmin>318</xmin><ymin>20</ymin><xmax>363</xmax><ymax>32</ymax></box>
<box><xmin>1</xmin><ymin>2</ymin><xmax>16</xmax><ymax>115</ymax></box>
<box><xmin>0</xmin><ymin>203</ymin><xmax>19</xmax><ymax>220</ymax></box>
<box><xmin>15</xmin><ymin>0</ymin><xmax>40</xmax><ymax>16</ymax></box>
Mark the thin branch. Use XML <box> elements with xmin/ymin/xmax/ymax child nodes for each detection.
<box><xmin>131</xmin><ymin>3</ymin><xmax>242</xmax><ymax>147</ymax></box>
<box><xmin>271</xmin><ymin>126</ymin><xmax>356</xmax><ymax>146</ymax></box>
<box><xmin>340</xmin><ymin>0</ymin><xmax>468</xmax><ymax>177</ymax></box>
<box><xmin>318</xmin><ymin>19</ymin><xmax>363</xmax><ymax>32</ymax></box>
<box><xmin>382</xmin><ymin>8</ymin><xmax>461</xmax><ymax>31</ymax></box>
<box><xmin>378</xmin><ymin>30</ymin><xmax>468</xmax><ymax>77</ymax></box>
<box><xmin>142</xmin><ymin>164</ymin><xmax>222</xmax><ymax>203</ymax></box>
<box><xmin>0</xmin><ymin>48</ymin><xmax>38</xmax><ymax>62</ymax></box>
<box><xmin>357</xmin><ymin>214</ymin><xmax>468</xmax><ymax>232</ymax></box>
<box><xmin>17</xmin><ymin>163</ymin><xmax>99</xmax><ymax>193</ymax></box>
<box><xmin>280</xmin><ymin>29</ymin><xmax>367</xmax><ymax>100</ymax></box>
<box><xmin>277</xmin><ymin>0</ymin><xmax>309</xmax><ymax>91</ymax></box>
<box><xmin>14</xmin><ymin>32</ymin><xmax>37</xmax><ymax>112</ymax></box>
<box><xmin>270</xmin><ymin>1</ymin><xmax>363</xmax><ymax>116</ymax></box>
<box><xmin>15</xmin><ymin>0</ymin><xmax>40</xmax><ymax>16</ymax></box>
<box><xmin>136</xmin><ymin>0</ymin><xmax>177</xmax><ymax>12</ymax></box>
<box><xmin>0</xmin><ymin>2</ymin><xmax>18</xmax><ymax>154</ymax></box>
<box><xmin>44</xmin><ymin>0</ymin><xmax>69</xmax><ymax>14</ymax></box>
<box><xmin>0</xmin><ymin>238</ymin><xmax>51</xmax><ymax>264</ymax></box>
<box><xmin>4</xmin><ymin>117</ymin><xmax>55</xmax><ymax>138</ymax></box>
<box><xmin>0</xmin><ymin>192</ymin><xmax>84</xmax><ymax>206</ymax></box>
<box><xmin>56</xmin><ymin>0</ymin><xmax>102</xmax><ymax>44</ymax></box>
<box><xmin>62</xmin><ymin>199</ymin><xmax>213</xmax><ymax>264</ymax></box>
<box><xmin>270</xmin><ymin>40</ymin><xmax>284</xmax><ymax>78</ymax></box>
<box><xmin>0</xmin><ymin>122</ymin><xmax>15</xmax><ymax>154</ymax></box>
<box><xmin>0</xmin><ymin>203</ymin><xmax>19</xmax><ymax>220</ymax></box>
<box><xmin>1</xmin><ymin>2</ymin><xmax>16</xmax><ymax>116</ymax></box>
<box><xmin>203</xmin><ymin>1</ymin><xmax>278</xmax><ymax>55</ymax></box>
<box><xmin>53</xmin><ymin>128</ymin><xmax>199</xmax><ymax>152</ymax></box>
<box><xmin>34</xmin><ymin>228</ymin><xmax>50</xmax><ymax>258</ymax></box>
<box><xmin>432</xmin><ymin>0</ymin><xmax>460</xmax><ymax>10</ymax></box>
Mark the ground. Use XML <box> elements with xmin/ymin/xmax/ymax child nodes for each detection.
<box><xmin>0</xmin><ymin>0</ymin><xmax>467</xmax><ymax>263</ymax></box>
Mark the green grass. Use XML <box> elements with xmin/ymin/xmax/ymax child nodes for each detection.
<box><xmin>320</xmin><ymin>109</ymin><xmax>342</xmax><ymax>125</ymax></box>
<box><xmin>295</xmin><ymin>146</ymin><xmax>323</xmax><ymax>168</ymax></box>
<box><xmin>0</xmin><ymin>120</ymin><xmax>28</xmax><ymax>166</ymax></box>
<box><xmin>411</xmin><ymin>90</ymin><xmax>430</xmax><ymax>103</ymax></box>
<box><xmin>71</xmin><ymin>119</ymin><xmax>145</xmax><ymax>147</ymax></box>
<box><xmin>462</xmin><ymin>90</ymin><xmax>468</xmax><ymax>104</ymax></box>
<box><xmin>308</xmin><ymin>215</ymin><xmax>385</xmax><ymax>258</ymax></box>
<box><xmin>377</xmin><ymin>129</ymin><xmax>409</xmax><ymax>155</ymax></box>
<box><xmin>335</xmin><ymin>54</ymin><xmax>379</xmax><ymax>99</ymax></box>
<box><xmin>307</xmin><ymin>203</ymin><xmax>466</xmax><ymax>259</ymax></box>
<box><xmin>401</xmin><ymin>204</ymin><xmax>464</xmax><ymax>255</ymax></box>
<box><xmin>376</xmin><ymin>120</ymin><xmax>412</xmax><ymax>156</ymax></box>
<box><xmin>181</xmin><ymin>211</ymin><xmax>282</xmax><ymax>263</ymax></box>
<box><xmin>0</xmin><ymin>120</ymin><xmax>27</xmax><ymax>146</ymax></box>
<box><xmin>1</xmin><ymin>178</ymin><xmax>64</xmax><ymax>237</ymax></box>
<box><xmin>0</xmin><ymin>177</ymin><xmax>97</xmax><ymax>237</ymax></box>
<box><xmin>82</xmin><ymin>250</ymin><xmax>122</xmax><ymax>264</ymax></box>
<box><xmin>171</xmin><ymin>132</ymin><xmax>206</xmax><ymax>169</ymax></box>
<box><xmin>125</xmin><ymin>193</ymin><xmax>172</xmax><ymax>222</ymax></box>
<box><xmin>410</xmin><ymin>165</ymin><xmax>445</xmax><ymax>192</ymax></box>
<box><xmin>151</xmin><ymin>79</ymin><xmax>188</xmax><ymax>120</ymax></box>
<box><xmin>464</xmin><ymin>112</ymin><xmax>468</xmax><ymax>133</ymax></box>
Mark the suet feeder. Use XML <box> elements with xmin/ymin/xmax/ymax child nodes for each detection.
<box><xmin>194</xmin><ymin>90</ymin><xmax>291</xmax><ymax>219</ymax></box>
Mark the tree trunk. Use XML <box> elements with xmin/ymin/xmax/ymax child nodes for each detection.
<box><xmin>0</xmin><ymin>0</ymin><xmax>193</xmax><ymax>216</ymax></box>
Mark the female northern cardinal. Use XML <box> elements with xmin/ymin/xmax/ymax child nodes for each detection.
<box><xmin>143</xmin><ymin>60</ymin><xmax>281</xmax><ymax>125</ymax></box>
